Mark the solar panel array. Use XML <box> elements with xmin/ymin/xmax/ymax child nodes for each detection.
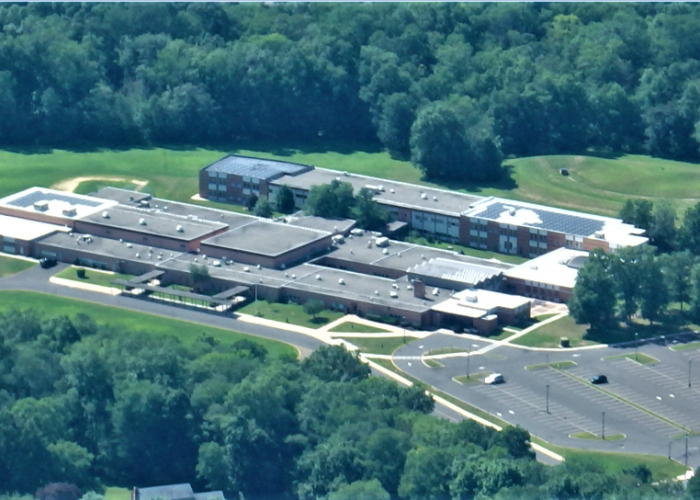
<box><xmin>477</xmin><ymin>201</ymin><xmax>605</xmax><ymax>236</ymax></box>
<box><xmin>205</xmin><ymin>155</ymin><xmax>312</xmax><ymax>179</ymax></box>
<box><xmin>7</xmin><ymin>190</ymin><xmax>103</xmax><ymax>208</ymax></box>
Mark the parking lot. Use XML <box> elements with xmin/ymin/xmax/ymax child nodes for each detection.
<box><xmin>393</xmin><ymin>334</ymin><xmax>700</xmax><ymax>464</ymax></box>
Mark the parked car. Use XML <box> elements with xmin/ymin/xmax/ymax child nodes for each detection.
<box><xmin>39</xmin><ymin>257</ymin><xmax>57</xmax><ymax>269</ymax></box>
<box><xmin>484</xmin><ymin>373</ymin><xmax>504</xmax><ymax>385</ymax></box>
<box><xmin>590</xmin><ymin>375</ymin><xmax>608</xmax><ymax>385</ymax></box>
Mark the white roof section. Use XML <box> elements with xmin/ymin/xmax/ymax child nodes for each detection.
<box><xmin>432</xmin><ymin>288</ymin><xmax>530</xmax><ymax>318</ymax></box>
<box><xmin>408</xmin><ymin>257</ymin><xmax>508</xmax><ymax>286</ymax></box>
<box><xmin>464</xmin><ymin>197</ymin><xmax>646</xmax><ymax>246</ymax></box>
<box><xmin>0</xmin><ymin>187</ymin><xmax>118</xmax><ymax>220</ymax></box>
<box><xmin>505</xmin><ymin>247</ymin><xmax>589</xmax><ymax>289</ymax></box>
<box><xmin>0</xmin><ymin>214</ymin><xmax>69</xmax><ymax>241</ymax></box>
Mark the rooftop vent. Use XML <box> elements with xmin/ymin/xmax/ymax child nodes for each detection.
<box><xmin>374</xmin><ymin>290</ymin><xmax>379</xmax><ymax>295</ymax></box>
<box><xmin>193</xmin><ymin>258</ymin><xmax>198</xmax><ymax>262</ymax></box>
<box><xmin>259</xmin><ymin>278</ymin><xmax>263</xmax><ymax>283</ymax></box>
<box><xmin>126</xmin><ymin>243</ymin><xmax>132</xmax><ymax>248</ymax></box>
<box><xmin>390</xmin><ymin>291</ymin><xmax>398</xmax><ymax>298</ymax></box>
<box><xmin>176</xmin><ymin>225</ymin><xmax>184</xmax><ymax>232</ymax></box>
<box><xmin>139</xmin><ymin>218</ymin><xmax>147</xmax><ymax>226</ymax></box>
<box><xmin>530</xmin><ymin>264</ymin><xmax>538</xmax><ymax>270</ymax></box>
<box><xmin>243</xmin><ymin>266</ymin><xmax>250</xmax><ymax>272</ymax></box>
<box><xmin>378</xmin><ymin>185</ymin><xmax>385</xmax><ymax>191</ymax></box>
<box><xmin>63</xmin><ymin>206</ymin><xmax>77</xmax><ymax>217</ymax></box>
<box><xmin>212</xmin><ymin>260</ymin><xmax>221</xmax><ymax>267</ymax></box>
<box><xmin>392</xmin><ymin>283</ymin><xmax>399</xmax><ymax>289</ymax></box>
<box><xmin>291</xmin><ymin>274</ymin><xmax>296</xmax><ymax>279</ymax></box>
<box><xmin>432</xmin><ymin>288</ymin><xmax>439</xmax><ymax>296</ymax></box>
<box><xmin>155</xmin><ymin>204</ymin><xmax>159</xmax><ymax>208</ymax></box>
<box><xmin>139</xmin><ymin>200</ymin><xmax>150</xmax><ymax>208</ymax></box>
<box><xmin>34</xmin><ymin>201</ymin><xmax>49</xmax><ymax>212</ymax></box>
<box><xmin>135</xmin><ymin>253</ymin><xmax>140</xmax><ymax>258</ymax></box>
<box><xmin>316</xmin><ymin>275</ymin><xmax>322</xmax><ymax>281</ymax></box>
<box><xmin>257</xmin><ymin>264</ymin><xmax>261</xmax><ymax>270</ymax></box>
<box><xmin>433</xmin><ymin>196</ymin><xmax>437</xmax><ymax>201</ymax></box>
<box><xmin>463</xmin><ymin>291</ymin><xmax>478</xmax><ymax>303</ymax></box>
<box><xmin>102</xmin><ymin>211</ymin><xmax>110</xmax><ymax>219</ymax></box>
<box><xmin>164</xmin><ymin>206</ymin><xmax>168</xmax><ymax>210</ymax></box>
<box><xmin>335</xmin><ymin>177</ymin><xmax>341</xmax><ymax>181</ymax></box>
<box><xmin>421</xmin><ymin>193</ymin><xmax>428</xmax><ymax>200</ymax></box>
<box><xmin>383</xmin><ymin>248</ymin><xmax>389</xmax><ymax>255</ymax></box>
<box><xmin>343</xmin><ymin>171</ymin><xmax>349</xmax><ymax>176</ymax></box>
<box><xmin>407</xmin><ymin>285</ymin><xmax>413</xmax><ymax>291</ymax></box>
<box><xmin>119</xmin><ymin>239</ymin><xmax>123</xmax><ymax>243</ymax></box>
<box><xmin>390</xmin><ymin>188</ymin><xmax>395</xmax><ymax>194</ymax></box>
<box><xmin>339</xmin><ymin>278</ymin><xmax>345</xmax><ymax>285</ymax></box>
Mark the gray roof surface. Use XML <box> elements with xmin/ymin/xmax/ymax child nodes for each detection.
<box><xmin>36</xmin><ymin>232</ymin><xmax>184</xmax><ymax>264</ymax></box>
<box><xmin>466</xmin><ymin>199</ymin><xmax>606</xmax><ymax>236</ymax></box>
<box><xmin>138</xmin><ymin>484</ymin><xmax>194</xmax><ymax>500</ymax></box>
<box><xmin>273</xmin><ymin>168</ymin><xmax>483</xmax><ymax>216</ymax></box>
<box><xmin>285</xmin><ymin>268</ymin><xmax>448</xmax><ymax>313</ymax></box>
<box><xmin>203</xmin><ymin>155</ymin><xmax>312</xmax><ymax>180</ymax></box>
<box><xmin>408</xmin><ymin>257</ymin><xmax>506</xmax><ymax>286</ymax></box>
<box><xmin>322</xmin><ymin>236</ymin><xmax>513</xmax><ymax>273</ymax></box>
<box><xmin>79</xmin><ymin>206</ymin><xmax>227</xmax><ymax>242</ymax></box>
<box><xmin>7</xmin><ymin>189</ymin><xmax>103</xmax><ymax>208</ymax></box>
<box><xmin>202</xmin><ymin>220</ymin><xmax>330</xmax><ymax>257</ymax></box>
<box><xmin>287</xmin><ymin>215</ymin><xmax>356</xmax><ymax>234</ymax></box>
<box><xmin>193</xmin><ymin>493</ymin><xmax>225</xmax><ymax>500</ymax></box>
<box><xmin>92</xmin><ymin>187</ymin><xmax>152</xmax><ymax>204</ymax></box>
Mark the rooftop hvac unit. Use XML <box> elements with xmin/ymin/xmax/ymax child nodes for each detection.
<box><xmin>257</xmin><ymin>264</ymin><xmax>261</xmax><ymax>269</ymax></box>
<box><xmin>421</xmin><ymin>193</ymin><xmax>428</xmax><ymax>200</ymax></box>
<box><xmin>155</xmin><ymin>204</ymin><xmax>159</xmax><ymax>208</ymax></box>
<box><xmin>350</xmin><ymin>228</ymin><xmax>364</xmax><ymax>236</ymax></box>
<box><xmin>343</xmin><ymin>171</ymin><xmax>348</xmax><ymax>176</ymax></box>
<box><xmin>63</xmin><ymin>206</ymin><xmax>77</xmax><ymax>217</ymax></box>
<box><xmin>243</xmin><ymin>267</ymin><xmax>250</xmax><ymax>272</ymax></box>
<box><xmin>102</xmin><ymin>211</ymin><xmax>110</xmax><ymax>219</ymax></box>
<box><xmin>463</xmin><ymin>291</ymin><xmax>478</xmax><ymax>303</ymax></box>
<box><xmin>164</xmin><ymin>206</ymin><xmax>168</xmax><ymax>210</ymax></box>
<box><xmin>157</xmin><ymin>255</ymin><xmax>162</xmax><ymax>260</ymax></box>
<box><xmin>383</xmin><ymin>248</ymin><xmax>389</xmax><ymax>255</ymax></box>
<box><xmin>390</xmin><ymin>188</ymin><xmax>395</xmax><ymax>194</ymax></box>
<box><xmin>374</xmin><ymin>290</ymin><xmax>379</xmax><ymax>295</ymax></box>
<box><xmin>34</xmin><ymin>201</ymin><xmax>49</xmax><ymax>211</ymax></box>
<box><xmin>378</xmin><ymin>185</ymin><xmax>384</xmax><ymax>191</ymax></box>
<box><xmin>316</xmin><ymin>275</ymin><xmax>322</xmax><ymax>281</ymax></box>
<box><xmin>433</xmin><ymin>196</ymin><xmax>438</xmax><ymax>201</ymax></box>
<box><xmin>338</xmin><ymin>278</ymin><xmax>345</xmax><ymax>285</ymax></box>
<box><xmin>367</xmin><ymin>241</ymin><xmax>372</xmax><ymax>248</ymax></box>
<box><xmin>139</xmin><ymin>200</ymin><xmax>150</xmax><ymax>208</ymax></box>
<box><xmin>126</xmin><ymin>243</ymin><xmax>132</xmax><ymax>248</ymax></box>
<box><xmin>139</xmin><ymin>218</ymin><xmax>147</xmax><ymax>225</ymax></box>
<box><xmin>291</xmin><ymin>274</ymin><xmax>296</xmax><ymax>279</ymax></box>
<box><xmin>176</xmin><ymin>225</ymin><xmax>184</xmax><ymax>232</ymax></box>
<box><xmin>392</xmin><ymin>283</ymin><xmax>399</xmax><ymax>289</ymax></box>
<box><xmin>390</xmin><ymin>291</ymin><xmax>398</xmax><ymax>298</ymax></box>
<box><xmin>432</xmin><ymin>288</ymin><xmax>439</xmax><ymax>296</ymax></box>
<box><xmin>259</xmin><ymin>278</ymin><xmax>263</xmax><ymax>283</ymax></box>
<box><xmin>335</xmin><ymin>177</ymin><xmax>341</xmax><ymax>181</ymax></box>
<box><xmin>407</xmin><ymin>285</ymin><xmax>413</xmax><ymax>291</ymax></box>
<box><xmin>595</xmin><ymin>231</ymin><xmax>605</xmax><ymax>239</ymax></box>
<box><xmin>193</xmin><ymin>257</ymin><xmax>198</xmax><ymax>262</ymax></box>
<box><xmin>135</xmin><ymin>253</ymin><xmax>140</xmax><ymax>258</ymax></box>
<box><xmin>212</xmin><ymin>260</ymin><xmax>222</xmax><ymax>267</ymax></box>
<box><xmin>203</xmin><ymin>255</ymin><xmax>208</xmax><ymax>259</ymax></box>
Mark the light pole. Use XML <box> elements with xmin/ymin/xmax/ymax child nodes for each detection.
<box><xmin>602</xmin><ymin>411</ymin><xmax>606</xmax><ymax>440</ymax></box>
<box><xmin>635</xmin><ymin>332</ymin><xmax>639</xmax><ymax>361</ymax></box>
<box><xmin>546</xmin><ymin>384</ymin><xmax>550</xmax><ymax>414</ymax></box>
<box><xmin>690</xmin><ymin>359</ymin><xmax>693</xmax><ymax>389</ymax></box>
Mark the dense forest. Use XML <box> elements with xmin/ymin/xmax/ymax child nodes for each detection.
<box><xmin>4</xmin><ymin>3</ymin><xmax>700</xmax><ymax>181</ymax></box>
<box><xmin>0</xmin><ymin>309</ymin><xmax>696</xmax><ymax>500</ymax></box>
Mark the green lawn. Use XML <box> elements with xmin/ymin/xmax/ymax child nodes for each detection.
<box><xmin>54</xmin><ymin>266</ymin><xmax>134</xmax><ymax>288</ymax></box>
<box><xmin>328</xmin><ymin>321</ymin><xmax>391</xmax><ymax>333</ymax></box>
<box><xmin>342</xmin><ymin>336</ymin><xmax>417</xmax><ymax>355</ymax></box>
<box><xmin>2</xmin><ymin>146</ymin><xmax>700</xmax><ymax>220</ymax></box>
<box><xmin>525</xmin><ymin>361</ymin><xmax>577</xmax><ymax>370</ymax></box>
<box><xmin>104</xmin><ymin>488</ymin><xmax>131</xmax><ymax>500</ymax></box>
<box><xmin>671</xmin><ymin>341</ymin><xmax>700</xmax><ymax>351</ymax></box>
<box><xmin>570</xmin><ymin>431</ymin><xmax>625</xmax><ymax>441</ymax></box>
<box><xmin>512</xmin><ymin>315</ymin><xmax>596</xmax><ymax>348</ymax></box>
<box><xmin>74</xmin><ymin>179</ymin><xmax>141</xmax><ymax>195</ymax></box>
<box><xmin>0</xmin><ymin>291</ymin><xmax>296</xmax><ymax>358</ymax></box>
<box><xmin>0</xmin><ymin>254</ymin><xmax>35</xmax><ymax>278</ymax></box>
<box><xmin>426</xmin><ymin>347</ymin><xmax>469</xmax><ymax>356</ymax></box>
<box><xmin>237</xmin><ymin>300</ymin><xmax>344</xmax><ymax>329</ymax></box>
<box><xmin>454</xmin><ymin>373</ymin><xmax>492</xmax><ymax>385</ymax></box>
<box><xmin>604</xmin><ymin>353</ymin><xmax>660</xmax><ymax>365</ymax></box>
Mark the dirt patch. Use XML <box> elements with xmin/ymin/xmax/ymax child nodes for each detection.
<box><xmin>51</xmin><ymin>176</ymin><xmax>148</xmax><ymax>193</ymax></box>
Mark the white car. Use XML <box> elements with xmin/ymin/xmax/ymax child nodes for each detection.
<box><xmin>484</xmin><ymin>373</ymin><xmax>504</xmax><ymax>385</ymax></box>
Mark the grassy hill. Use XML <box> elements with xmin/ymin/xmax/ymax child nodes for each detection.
<box><xmin>1</xmin><ymin>147</ymin><xmax>698</xmax><ymax>217</ymax></box>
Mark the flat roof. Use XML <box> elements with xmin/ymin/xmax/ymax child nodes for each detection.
<box><xmin>90</xmin><ymin>189</ymin><xmax>260</xmax><ymax>231</ymax></box>
<box><xmin>37</xmin><ymin>231</ymin><xmax>186</xmax><ymax>264</ymax></box>
<box><xmin>0</xmin><ymin>187</ymin><xmax>118</xmax><ymax>220</ymax></box>
<box><xmin>202</xmin><ymin>155</ymin><xmax>312</xmax><ymax>180</ymax></box>
<box><xmin>0</xmin><ymin>214</ymin><xmax>69</xmax><ymax>241</ymax></box>
<box><xmin>432</xmin><ymin>289</ymin><xmax>531</xmax><ymax>317</ymax></box>
<box><xmin>320</xmin><ymin>235</ymin><xmax>513</xmax><ymax>273</ymax></box>
<box><xmin>284</xmin><ymin>267</ymin><xmax>449</xmax><ymax>313</ymax></box>
<box><xmin>138</xmin><ymin>484</ymin><xmax>194</xmax><ymax>500</ymax></box>
<box><xmin>79</xmin><ymin>206</ymin><xmax>227</xmax><ymax>242</ymax></box>
<box><xmin>202</xmin><ymin>220</ymin><xmax>330</xmax><ymax>257</ymax></box>
<box><xmin>287</xmin><ymin>215</ymin><xmax>355</xmax><ymax>234</ymax></box>
<box><xmin>504</xmin><ymin>247</ymin><xmax>589</xmax><ymax>289</ymax></box>
<box><xmin>464</xmin><ymin>197</ymin><xmax>640</xmax><ymax>240</ymax></box>
<box><xmin>408</xmin><ymin>257</ymin><xmax>507</xmax><ymax>286</ymax></box>
<box><xmin>92</xmin><ymin>187</ymin><xmax>152</xmax><ymax>205</ymax></box>
<box><xmin>273</xmin><ymin>168</ymin><xmax>484</xmax><ymax>216</ymax></box>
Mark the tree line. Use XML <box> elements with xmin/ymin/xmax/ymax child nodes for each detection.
<box><xmin>571</xmin><ymin>199</ymin><xmax>700</xmax><ymax>333</ymax></box>
<box><xmin>1</xmin><ymin>309</ymin><xmax>694</xmax><ymax>500</ymax></box>
<box><xmin>6</xmin><ymin>4</ymin><xmax>700</xmax><ymax>182</ymax></box>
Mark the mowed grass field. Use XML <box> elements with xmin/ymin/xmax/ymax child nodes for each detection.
<box><xmin>0</xmin><ymin>291</ymin><xmax>297</xmax><ymax>358</ymax></box>
<box><xmin>2</xmin><ymin>147</ymin><xmax>700</xmax><ymax>217</ymax></box>
<box><xmin>0</xmin><ymin>255</ymin><xmax>35</xmax><ymax>278</ymax></box>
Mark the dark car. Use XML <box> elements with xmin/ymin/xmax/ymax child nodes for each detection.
<box><xmin>590</xmin><ymin>375</ymin><xmax>608</xmax><ymax>385</ymax></box>
<box><xmin>39</xmin><ymin>257</ymin><xmax>58</xmax><ymax>269</ymax></box>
